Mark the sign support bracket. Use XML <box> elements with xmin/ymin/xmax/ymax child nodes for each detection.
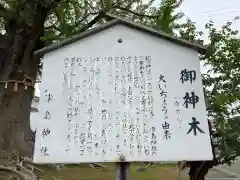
<box><xmin>116</xmin><ymin>156</ymin><xmax>131</xmax><ymax>180</ymax></box>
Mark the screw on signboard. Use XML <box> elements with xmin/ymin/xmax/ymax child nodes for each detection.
<box><xmin>118</xmin><ymin>39</ymin><xmax>123</xmax><ymax>43</ymax></box>
<box><xmin>116</xmin><ymin>155</ymin><xmax>131</xmax><ymax>180</ymax></box>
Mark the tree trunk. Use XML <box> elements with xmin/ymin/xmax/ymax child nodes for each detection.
<box><xmin>188</xmin><ymin>161</ymin><xmax>213</xmax><ymax>180</ymax></box>
<box><xmin>0</xmin><ymin>4</ymin><xmax>47</xmax><ymax>163</ymax></box>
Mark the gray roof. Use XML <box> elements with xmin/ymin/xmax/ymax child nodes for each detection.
<box><xmin>34</xmin><ymin>13</ymin><xmax>206</xmax><ymax>56</ymax></box>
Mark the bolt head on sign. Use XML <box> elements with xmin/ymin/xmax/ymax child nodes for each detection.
<box><xmin>33</xmin><ymin>16</ymin><xmax>212</xmax><ymax>164</ymax></box>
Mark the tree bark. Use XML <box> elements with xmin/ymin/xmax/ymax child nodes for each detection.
<box><xmin>188</xmin><ymin>161</ymin><xmax>213</xmax><ymax>180</ymax></box>
<box><xmin>0</xmin><ymin>3</ymin><xmax>47</xmax><ymax>163</ymax></box>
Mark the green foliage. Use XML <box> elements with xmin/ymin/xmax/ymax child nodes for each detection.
<box><xmin>178</xmin><ymin>19</ymin><xmax>204</xmax><ymax>44</ymax></box>
<box><xmin>0</xmin><ymin>0</ymin><xmax>185</xmax><ymax>40</ymax></box>
<box><xmin>154</xmin><ymin>0</ymin><xmax>184</xmax><ymax>34</ymax></box>
<box><xmin>203</xmin><ymin>18</ymin><xmax>240</xmax><ymax>165</ymax></box>
<box><xmin>40</xmin><ymin>0</ymin><xmax>186</xmax><ymax>43</ymax></box>
<box><xmin>102</xmin><ymin>0</ymin><xmax>113</xmax><ymax>10</ymax></box>
<box><xmin>42</xmin><ymin>0</ymin><xmax>155</xmax><ymax>42</ymax></box>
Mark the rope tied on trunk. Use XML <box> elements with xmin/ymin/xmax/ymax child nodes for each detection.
<box><xmin>0</xmin><ymin>73</ymin><xmax>36</xmax><ymax>92</ymax></box>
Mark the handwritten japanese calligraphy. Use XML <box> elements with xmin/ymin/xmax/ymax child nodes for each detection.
<box><xmin>180</xmin><ymin>69</ymin><xmax>196</xmax><ymax>84</ymax></box>
<box><xmin>41</xmin><ymin>128</ymin><xmax>51</xmax><ymax>138</ymax></box>
<box><xmin>34</xmin><ymin>48</ymin><xmax>211</xmax><ymax>163</ymax></box>
<box><xmin>183</xmin><ymin>92</ymin><xmax>199</xmax><ymax>109</ymax></box>
<box><xmin>44</xmin><ymin>90</ymin><xmax>53</xmax><ymax>103</ymax></box>
<box><xmin>157</xmin><ymin>73</ymin><xmax>171</xmax><ymax>140</ymax></box>
<box><xmin>40</xmin><ymin>146</ymin><xmax>49</xmax><ymax>156</ymax></box>
<box><xmin>187</xmin><ymin>117</ymin><xmax>205</xmax><ymax>136</ymax></box>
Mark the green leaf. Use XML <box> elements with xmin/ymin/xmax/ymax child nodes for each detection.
<box><xmin>103</xmin><ymin>0</ymin><xmax>112</xmax><ymax>10</ymax></box>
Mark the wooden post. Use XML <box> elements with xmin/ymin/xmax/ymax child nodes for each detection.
<box><xmin>116</xmin><ymin>156</ymin><xmax>131</xmax><ymax>180</ymax></box>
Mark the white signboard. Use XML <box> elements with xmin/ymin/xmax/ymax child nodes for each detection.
<box><xmin>33</xmin><ymin>24</ymin><xmax>213</xmax><ymax>163</ymax></box>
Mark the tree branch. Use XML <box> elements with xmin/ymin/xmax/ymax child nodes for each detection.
<box><xmin>0</xmin><ymin>165</ymin><xmax>33</xmax><ymax>180</ymax></box>
<box><xmin>113</xmin><ymin>5</ymin><xmax>160</xmax><ymax>18</ymax></box>
<box><xmin>173</xmin><ymin>0</ymin><xmax>184</xmax><ymax>8</ymax></box>
<box><xmin>78</xmin><ymin>12</ymin><xmax>105</xmax><ymax>33</ymax></box>
<box><xmin>74</xmin><ymin>12</ymin><xmax>99</xmax><ymax>28</ymax></box>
